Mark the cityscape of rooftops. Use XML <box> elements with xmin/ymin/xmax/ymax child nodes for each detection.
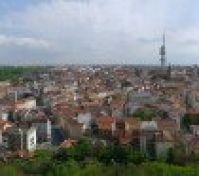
<box><xmin>0</xmin><ymin>1</ymin><xmax>199</xmax><ymax>176</ymax></box>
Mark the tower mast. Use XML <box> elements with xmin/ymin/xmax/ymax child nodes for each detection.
<box><xmin>160</xmin><ymin>33</ymin><xmax>166</xmax><ymax>67</ymax></box>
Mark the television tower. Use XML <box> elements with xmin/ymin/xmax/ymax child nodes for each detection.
<box><xmin>160</xmin><ymin>33</ymin><xmax>166</xmax><ymax>67</ymax></box>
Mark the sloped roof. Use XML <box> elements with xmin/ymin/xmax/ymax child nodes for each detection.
<box><xmin>97</xmin><ymin>116</ymin><xmax>114</xmax><ymax>130</ymax></box>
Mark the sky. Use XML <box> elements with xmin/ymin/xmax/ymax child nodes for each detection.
<box><xmin>0</xmin><ymin>0</ymin><xmax>199</xmax><ymax>65</ymax></box>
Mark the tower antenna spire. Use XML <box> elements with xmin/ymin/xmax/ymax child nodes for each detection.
<box><xmin>163</xmin><ymin>32</ymin><xmax>165</xmax><ymax>46</ymax></box>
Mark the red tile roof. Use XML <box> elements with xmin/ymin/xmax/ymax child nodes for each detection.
<box><xmin>97</xmin><ymin>116</ymin><xmax>114</xmax><ymax>130</ymax></box>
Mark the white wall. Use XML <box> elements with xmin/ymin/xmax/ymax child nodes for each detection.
<box><xmin>0</xmin><ymin>130</ymin><xmax>2</xmax><ymax>145</ymax></box>
<box><xmin>16</xmin><ymin>99</ymin><xmax>36</xmax><ymax>110</ymax></box>
<box><xmin>32</xmin><ymin>119</ymin><xmax>51</xmax><ymax>143</ymax></box>
<box><xmin>26</xmin><ymin>127</ymin><xmax>37</xmax><ymax>152</ymax></box>
<box><xmin>77</xmin><ymin>112</ymin><xmax>91</xmax><ymax>130</ymax></box>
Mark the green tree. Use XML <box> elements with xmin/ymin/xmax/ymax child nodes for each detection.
<box><xmin>166</xmin><ymin>148</ymin><xmax>175</xmax><ymax>164</ymax></box>
<box><xmin>53</xmin><ymin>148</ymin><xmax>70</xmax><ymax>162</ymax></box>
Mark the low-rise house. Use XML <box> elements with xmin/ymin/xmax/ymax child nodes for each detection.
<box><xmin>20</xmin><ymin>109</ymin><xmax>52</xmax><ymax>143</ymax></box>
<box><xmin>63</xmin><ymin>118</ymin><xmax>84</xmax><ymax>139</ymax></box>
<box><xmin>0</xmin><ymin>120</ymin><xmax>13</xmax><ymax>146</ymax></box>
<box><xmin>0</xmin><ymin>81</ymin><xmax>10</xmax><ymax>98</ymax></box>
<box><xmin>154</xmin><ymin>118</ymin><xmax>178</xmax><ymax>157</ymax></box>
<box><xmin>111</xmin><ymin>100</ymin><xmax>126</xmax><ymax>118</ymax></box>
<box><xmin>0</xmin><ymin>110</ymin><xmax>9</xmax><ymax>121</ymax></box>
<box><xmin>155</xmin><ymin>130</ymin><xmax>176</xmax><ymax>157</ymax></box>
<box><xmin>31</xmin><ymin>118</ymin><xmax>51</xmax><ymax>143</ymax></box>
<box><xmin>76</xmin><ymin>112</ymin><xmax>92</xmax><ymax>132</ymax></box>
<box><xmin>140</xmin><ymin>121</ymin><xmax>158</xmax><ymax>131</ymax></box>
<box><xmin>125</xmin><ymin>118</ymin><xmax>141</xmax><ymax>147</ymax></box>
<box><xmin>140</xmin><ymin>121</ymin><xmax>158</xmax><ymax>158</ymax></box>
<box><xmin>186</xmin><ymin>136</ymin><xmax>199</xmax><ymax>155</ymax></box>
<box><xmin>157</xmin><ymin>118</ymin><xmax>178</xmax><ymax>135</ymax></box>
<box><xmin>187</xmin><ymin>90</ymin><xmax>199</xmax><ymax>109</ymax></box>
<box><xmin>15</xmin><ymin>98</ymin><xmax>36</xmax><ymax>111</ymax></box>
<box><xmin>96</xmin><ymin>116</ymin><xmax>115</xmax><ymax>139</ymax></box>
<box><xmin>125</xmin><ymin>118</ymin><xmax>141</xmax><ymax>132</ymax></box>
<box><xmin>113</xmin><ymin>119</ymin><xmax>125</xmax><ymax>140</ymax></box>
<box><xmin>2</xmin><ymin>126</ymin><xmax>36</xmax><ymax>153</ymax></box>
<box><xmin>190</xmin><ymin>125</ymin><xmax>199</xmax><ymax>136</ymax></box>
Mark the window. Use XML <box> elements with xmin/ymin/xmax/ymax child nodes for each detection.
<box><xmin>30</xmin><ymin>137</ymin><xmax>35</xmax><ymax>146</ymax></box>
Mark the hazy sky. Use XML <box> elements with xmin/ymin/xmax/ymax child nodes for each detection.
<box><xmin>0</xmin><ymin>0</ymin><xmax>199</xmax><ymax>65</ymax></box>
